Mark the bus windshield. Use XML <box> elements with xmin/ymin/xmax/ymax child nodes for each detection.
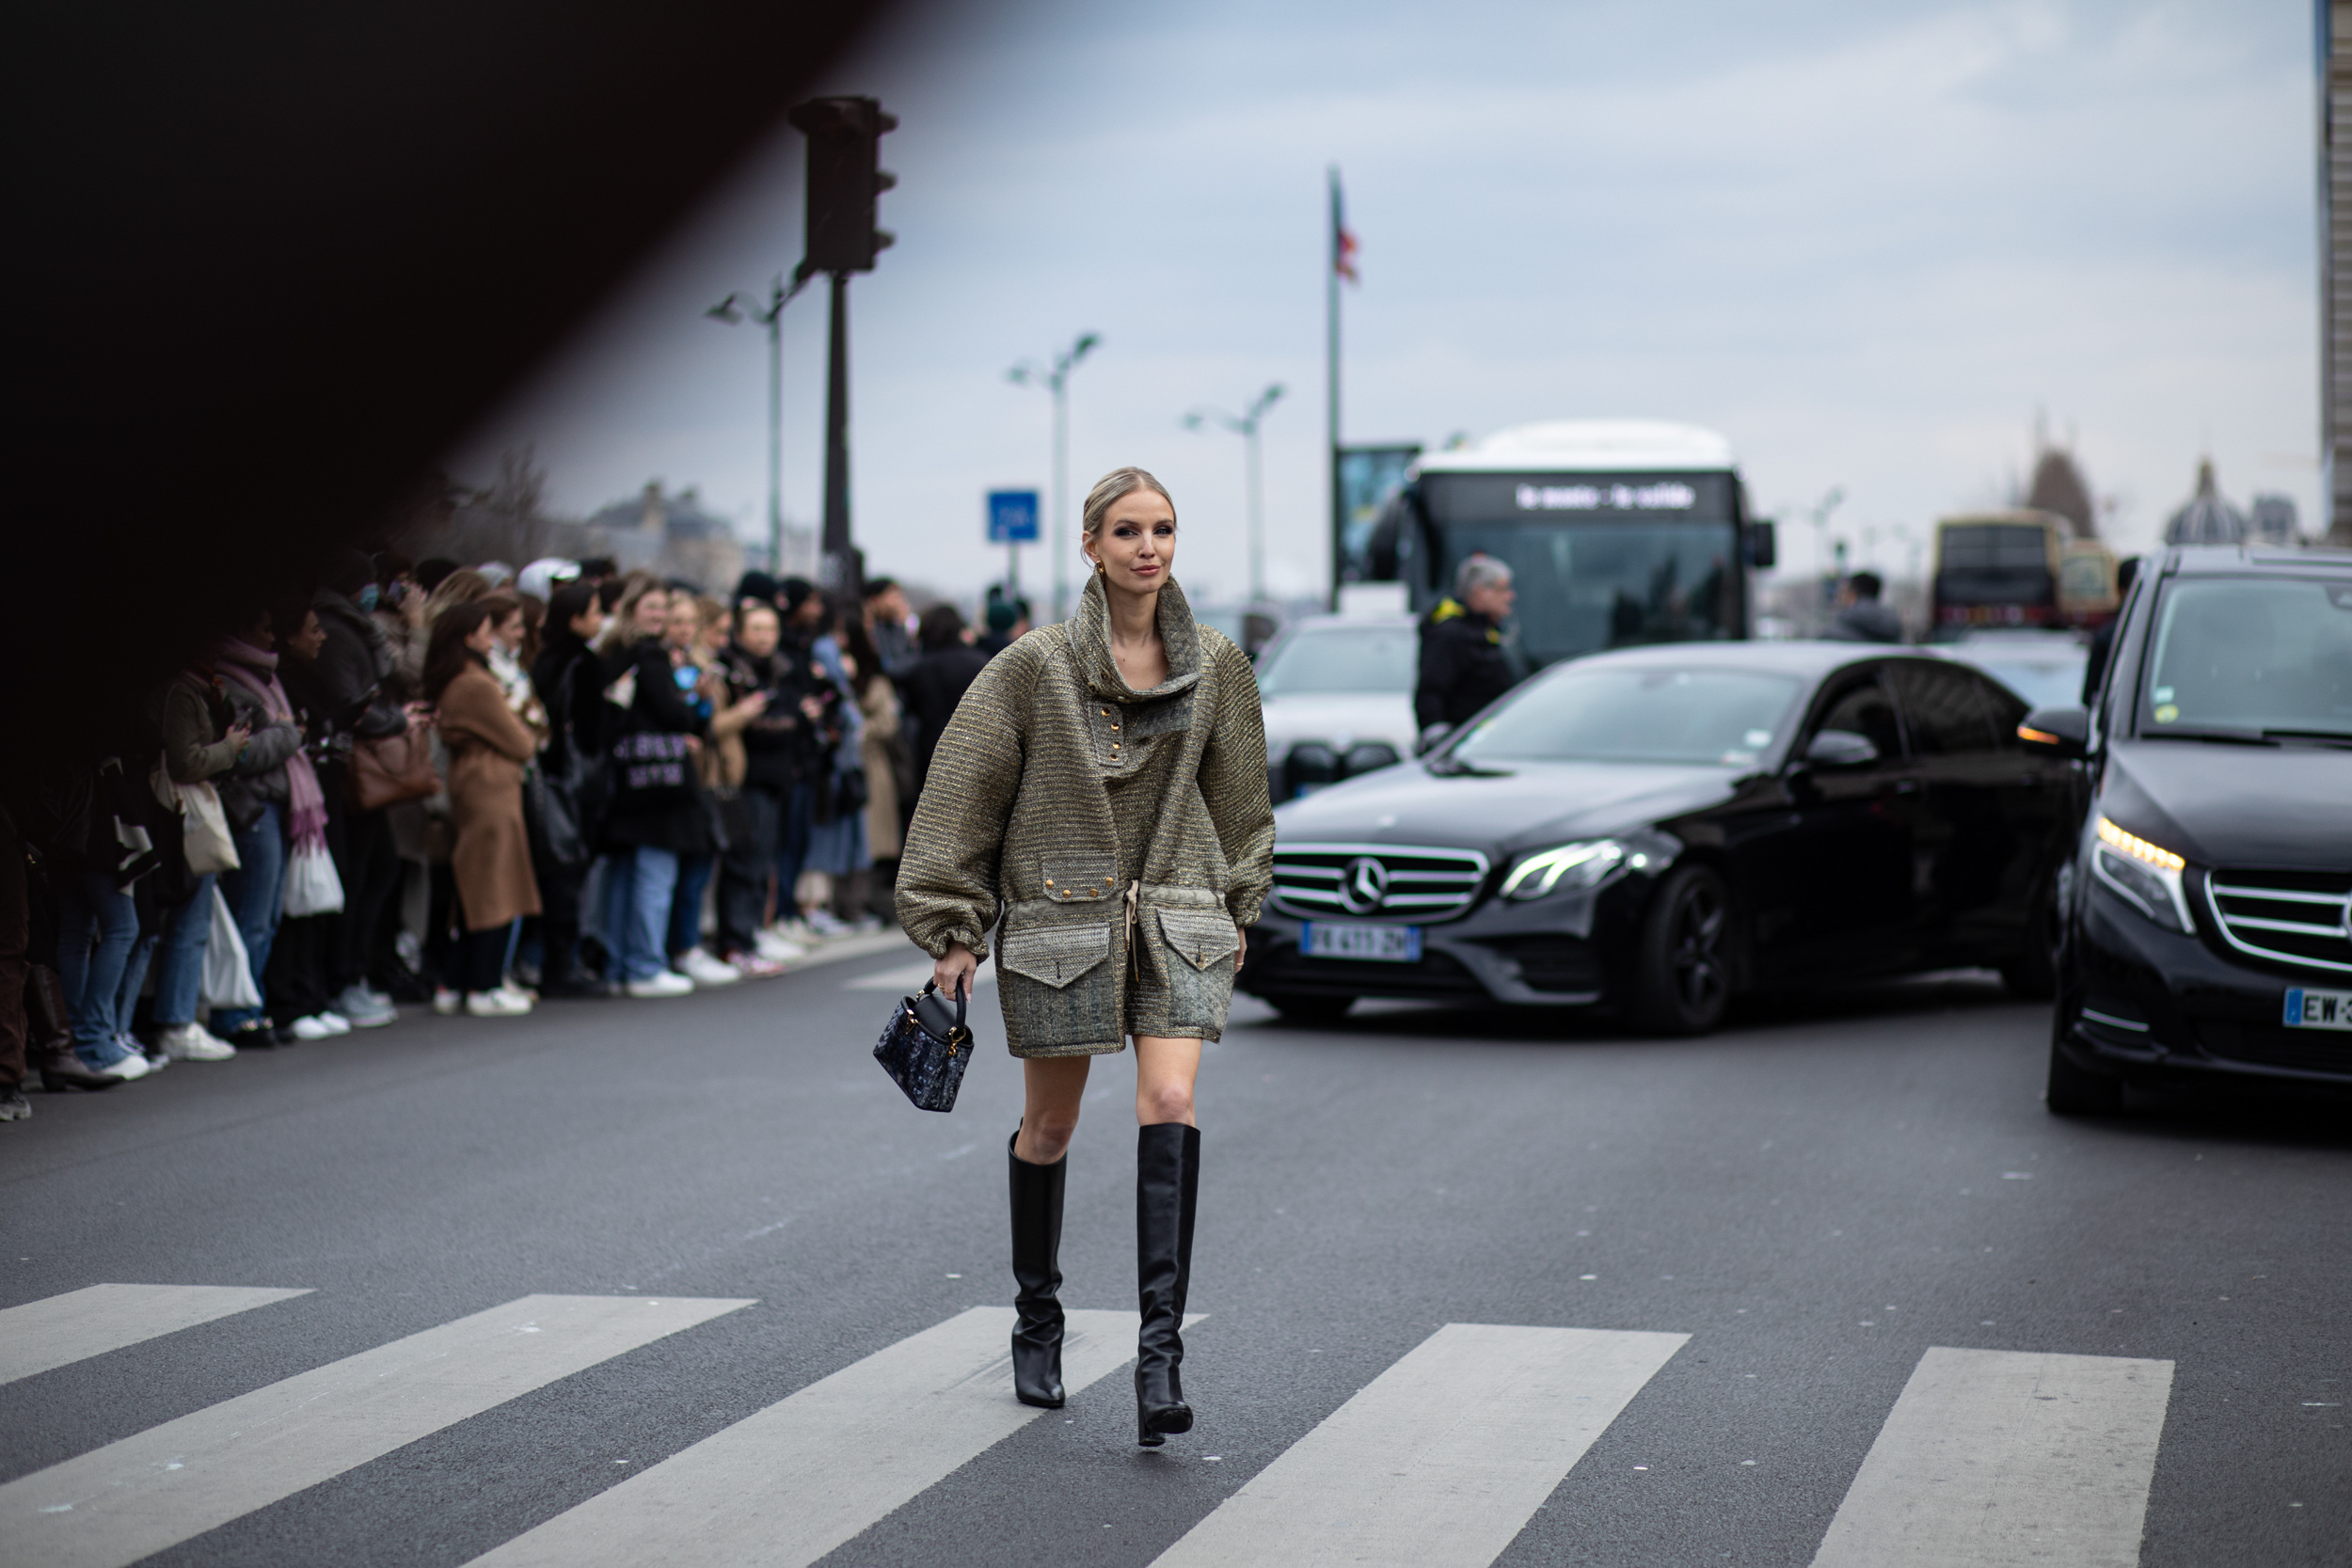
<box><xmin>1437</xmin><ymin>520</ymin><xmax>1737</xmax><ymax>667</ymax></box>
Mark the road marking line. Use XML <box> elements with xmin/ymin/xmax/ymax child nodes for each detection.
<box><xmin>842</xmin><ymin>958</ymin><xmax>993</xmax><ymax>992</ymax></box>
<box><xmin>0</xmin><ymin>1284</ymin><xmax>313</xmax><ymax>1386</ymax></box>
<box><xmin>0</xmin><ymin>1293</ymin><xmax>752</xmax><ymax>1568</ymax></box>
<box><xmin>466</xmin><ymin>1306</ymin><xmax>1145</xmax><ymax>1568</ymax></box>
<box><xmin>1808</xmin><ymin>1345</ymin><xmax>2174</xmax><ymax>1568</ymax></box>
<box><xmin>1151</xmin><ymin>1323</ymin><xmax>1688</xmax><ymax>1568</ymax></box>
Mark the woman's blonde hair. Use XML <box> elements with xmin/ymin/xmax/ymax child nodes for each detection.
<box><xmin>597</xmin><ymin>572</ymin><xmax>668</xmax><ymax>654</ymax></box>
<box><xmin>1080</xmin><ymin>467</ymin><xmax>1176</xmax><ymax>553</ymax></box>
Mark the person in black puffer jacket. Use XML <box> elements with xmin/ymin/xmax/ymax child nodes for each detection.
<box><xmin>1414</xmin><ymin>554</ymin><xmax>1522</xmax><ymax>738</ymax></box>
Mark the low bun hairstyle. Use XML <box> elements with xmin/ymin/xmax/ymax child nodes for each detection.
<box><xmin>1080</xmin><ymin>467</ymin><xmax>1176</xmax><ymax>555</ymax></box>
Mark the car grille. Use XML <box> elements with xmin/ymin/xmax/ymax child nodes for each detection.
<box><xmin>2203</xmin><ymin>870</ymin><xmax>2352</xmax><ymax>975</ymax></box>
<box><xmin>1270</xmin><ymin>843</ymin><xmax>1491</xmax><ymax>923</ymax></box>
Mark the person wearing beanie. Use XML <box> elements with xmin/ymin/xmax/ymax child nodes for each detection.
<box><xmin>734</xmin><ymin>570</ymin><xmax>779</xmax><ymax>611</ymax></box>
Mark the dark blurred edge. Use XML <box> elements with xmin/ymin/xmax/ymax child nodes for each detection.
<box><xmin>3</xmin><ymin>0</ymin><xmax>898</xmax><ymax>760</ymax></box>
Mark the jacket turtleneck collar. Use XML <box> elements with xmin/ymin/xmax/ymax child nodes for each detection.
<box><xmin>1073</xmin><ymin>572</ymin><xmax>1201</xmax><ymax>704</ymax></box>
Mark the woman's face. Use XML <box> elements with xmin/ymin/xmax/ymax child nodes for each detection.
<box><xmin>1088</xmin><ymin>488</ymin><xmax>1177</xmax><ymax>594</ymax></box>
<box><xmin>568</xmin><ymin>600</ymin><xmax>606</xmax><ymax>641</ymax></box>
<box><xmin>664</xmin><ymin>598</ymin><xmax>700</xmax><ymax>646</ymax></box>
<box><xmin>738</xmin><ymin>608</ymin><xmax>780</xmax><ymax>657</ymax></box>
<box><xmin>494</xmin><ymin>610</ymin><xmax>525</xmax><ymax>653</ymax></box>
<box><xmin>465</xmin><ymin>615</ymin><xmax>500</xmax><ymax>656</ymax></box>
<box><xmin>632</xmin><ymin>590</ymin><xmax>670</xmax><ymax>638</ymax></box>
<box><xmin>284</xmin><ymin>610</ymin><xmax>326</xmax><ymax>661</ymax></box>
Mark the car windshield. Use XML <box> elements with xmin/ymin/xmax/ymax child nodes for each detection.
<box><xmin>1450</xmin><ymin>666</ymin><xmax>1804</xmax><ymax>766</ymax></box>
<box><xmin>2138</xmin><ymin>577</ymin><xmax>2352</xmax><ymax>738</ymax></box>
<box><xmin>1256</xmin><ymin>626</ymin><xmax>1418</xmax><ymax>695</ymax></box>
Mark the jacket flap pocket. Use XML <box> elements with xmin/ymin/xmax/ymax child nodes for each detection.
<box><xmin>1041</xmin><ymin>858</ymin><xmax>1119</xmax><ymax>903</ymax></box>
<box><xmin>1001</xmin><ymin>923</ymin><xmax>1113</xmax><ymax>988</ymax></box>
<box><xmin>1156</xmin><ymin>909</ymin><xmax>1238</xmax><ymax>972</ymax></box>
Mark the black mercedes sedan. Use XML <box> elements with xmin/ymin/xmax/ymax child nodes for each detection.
<box><xmin>1239</xmin><ymin>641</ymin><xmax>2077</xmax><ymax>1034</ymax></box>
<box><xmin>2026</xmin><ymin>545</ymin><xmax>2352</xmax><ymax>1112</ymax></box>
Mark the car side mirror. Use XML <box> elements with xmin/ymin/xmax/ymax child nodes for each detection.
<box><xmin>1801</xmin><ymin>729</ymin><xmax>1878</xmax><ymax>768</ymax></box>
<box><xmin>2017</xmin><ymin>705</ymin><xmax>2090</xmax><ymax>758</ymax></box>
<box><xmin>1745</xmin><ymin>518</ymin><xmax>1777</xmax><ymax>569</ymax></box>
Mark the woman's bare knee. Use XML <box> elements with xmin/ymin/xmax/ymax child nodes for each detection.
<box><xmin>1136</xmin><ymin>1083</ymin><xmax>1194</xmax><ymax>1126</ymax></box>
<box><xmin>1019</xmin><ymin>1109</ymin><xmax>1081</xmax><ymax>1163</ymax></box>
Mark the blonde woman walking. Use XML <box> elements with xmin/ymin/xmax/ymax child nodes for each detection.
<box><xmin>897</xmin><ymin>467</ymin><xmax>1274</xmax><ymax>1446</ymax></box>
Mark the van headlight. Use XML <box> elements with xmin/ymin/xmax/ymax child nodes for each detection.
<box><xmin>2091</xmin><ymin>817</ymin><xmax>2191</xmax><ymax>932</ymax></box>
<box><xmin>1501</xmin><ymin>840</ymin><xmax>1627</xmax><ymax>901</ymax></box>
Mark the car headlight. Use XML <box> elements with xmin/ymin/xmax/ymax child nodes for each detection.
<box><xmin>1501</xmin><ymin>840</ymin><xmax>1627</xmax><ymax>900</ymax></box>
<box><xmin>2090</xmin><ymin>816</ymin><xmax>2191</xmax><ymax>932</ymax></box>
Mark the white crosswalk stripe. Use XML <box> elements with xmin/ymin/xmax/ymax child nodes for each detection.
<box><xmin>0</xmin><ymin>1292</ymin><xmax>752</xmax><ymax>1568</ymax></box>
<box><xmin>466</xmin><ymin>1305</ymin><xmax>1150</xmax><ymax>1568</ymax></box>
<box><xmin>1151</xmin><ymin>1323</ymin><xmax>1689</xmax><ymax>1568</ymax></box>
<box><xmin>1</xmin><ymin>1282</ymin><xmax>2194</xmax><ymax>1568</ymax></box>
<box><xmin>1808</xmin><ymin>1345</ymin><xmax>2175</xmax><ymax>1568</ymax></box>
<box><xmin>0</xmin><ymin>1284</ymin><xmax>312</xmax><ymax>1385</ymax></box>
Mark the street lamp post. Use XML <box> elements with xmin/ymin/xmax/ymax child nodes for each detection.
<box><xmin>1009</xmin><ymin>332</ymin><xmax>1101</xmax><ymax>624</ymax></box>
<box><xmin>707</xmin><ymin>274</ymin><xmax>810</xmax><ymax>575</ymax></box>
<box><xmin>1184</xmin><ymin>383</ymin><xmax>1285</xmax><ymax>604</ymax></box>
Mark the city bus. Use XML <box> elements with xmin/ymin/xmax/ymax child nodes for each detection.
<box><xmin>1930</xmin><ymin>509</ymin><xmax>2119</xmax><ymax>634</ymax></box>
<box><xmin>1360</xmin><ymin>420</ymin><xmax>1774</xmax><ymax>671</ymax></box>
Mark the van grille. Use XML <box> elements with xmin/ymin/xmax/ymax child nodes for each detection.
<box><xmin>1270</xmin><ymin>843</ymin><xmax>1490</xmax><ymax>923</ymax></box>
<box><xmin>2204</xmin><ymin>871</ymin><xmax>2352</xmax><ymax>975</ymax></box>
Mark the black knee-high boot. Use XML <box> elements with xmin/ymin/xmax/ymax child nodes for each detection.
<box><xmin>1009</xmin><ymin>1130</ymin><xmax>1067</xmax><ymax>1408</ymax></box>
<box><xmin>1135</xmin><ymin>1121</ymin><xmax>1200</xmax><ymax>1446</ymax></box>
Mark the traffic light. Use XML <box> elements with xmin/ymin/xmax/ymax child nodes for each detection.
<box><xmin>787</xmin><ymin>96</ymin><xmax>896</xmax><ymax>276</ymax></box>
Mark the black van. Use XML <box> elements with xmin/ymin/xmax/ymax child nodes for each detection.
<box><xmin>2019</xmin><ymin>545</ymin><xmax>2352</xmax><ymax>1110</ymax></box>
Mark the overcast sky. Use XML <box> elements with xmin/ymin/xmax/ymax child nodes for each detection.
<box><xmin>453</xmin><ymin>0</ymin><xmax>2319</xmax><ymax>606</ymax></box>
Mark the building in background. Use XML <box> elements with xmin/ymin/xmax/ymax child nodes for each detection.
<box><xmin>2321</xmin><ymin>3</ymin><xmax>2352</xmax><ymax>542</ymax></box>
<box><xmin>2164</xmin><ymin>459</ymin><xmax>2252</xmax><ymax>546</ymax></box>
<box><xmin>580</xmin><ymin>482</ymin><xmax>804</xmax><ymax>590</ymax></box>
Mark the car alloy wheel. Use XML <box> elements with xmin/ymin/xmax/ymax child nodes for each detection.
<box><xmin>1634</xmin><ymin>864</ymin><xmax>1732</xmax><ymax>1036</ymax></box>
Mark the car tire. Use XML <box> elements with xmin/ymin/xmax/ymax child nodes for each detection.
<box><xmin>1263</xmin><ymin>992</ymin><xmax>1354</xmax><ymax>1024</ymax></box>
<box><xmin>1631</xmin><ymin>864</ymin><xmax>1734</xmax><ymax>1037</ymax></box>
<box><xmin>2045</xmin><ymin>1020</ymin><xmax>2124</xmax><ymax>1116</ymax></box>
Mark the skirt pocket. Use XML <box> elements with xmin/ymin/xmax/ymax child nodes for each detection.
<box><xmin>998</xmin><ymin>920</ymin><xmax>1120</xmax><ymax>1050</ymax></box>
<box><xmin>1152</xmin><ymin>907</ymin><xmax>1239</xmax><ymax>1035</ymax></box>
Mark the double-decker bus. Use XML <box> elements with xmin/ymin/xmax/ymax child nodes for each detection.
<box><xmin>1362</xmin><ymin>420</ymin><xmax>1774</xmax><ymax>671</ymax></box>
<box><xmin>1931</xmin><ymin>509</ymin><xmax>2119</xmax><ymax>634</ymax></box>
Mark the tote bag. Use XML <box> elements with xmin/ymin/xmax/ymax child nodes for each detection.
<box><xmin>201</xmin><ymin>884</ymin><xmax>263</xmax><ymax>1010</ymax></box>
<box><xmin>283</xmin><ymin>840</ymin><xmax>346</xmax><ymax>917</ymax></box>
<box><xmin>150</xmin><ymin>762</ymin><xmax>241</xmax><ymax>875</ymax></box>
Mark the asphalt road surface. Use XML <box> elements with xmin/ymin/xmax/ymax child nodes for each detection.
<box><xmin>4</xmin><ymin>939</ymin><xmax>2346</xmax><ymax>1568</ymax></box>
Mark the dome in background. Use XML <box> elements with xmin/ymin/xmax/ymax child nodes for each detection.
<box><xmin>2162</xmin><ymin>459</ymin><xmax>2249</xmax><ymax>546</ymax></box>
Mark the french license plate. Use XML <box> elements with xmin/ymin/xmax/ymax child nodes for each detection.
<box><xmin>1304</xmin><ymin>922</ymin><xmax>1422</xmax><ymax>962</ymax></box>
<box><xmin>2283</xmin><ymin>988</ymin><xmax>2352</xmax><ymax>1031</ymax></box>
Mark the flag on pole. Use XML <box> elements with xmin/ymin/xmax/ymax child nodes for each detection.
<box><xmin>1334</xmin><ymin>194</ymin><xmax>1359</xmax><ymax>284</ymax></box>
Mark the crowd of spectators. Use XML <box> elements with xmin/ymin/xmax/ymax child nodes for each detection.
<box><xmin>0</xmin><ymin>551</ymin><xmax>1007</xmax><ymax>1121</ymax></box>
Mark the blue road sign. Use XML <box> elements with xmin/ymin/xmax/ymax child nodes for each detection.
<box><xmin>988</xmin><ymin>489</ymin><xmax>1041</xmax><ymax>544</ymax></box>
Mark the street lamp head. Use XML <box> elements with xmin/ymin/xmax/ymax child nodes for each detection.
<box><xmin>1181</xmin><ymin>410</ymin><xmax>1208</xmax><ymax>432</ymax></box>
<box><xmin>706</xmin><ymin>295</ymin><xmax>745</xmax><ymax>324</ymax></box>
<box><xmin>1071</xmin><ymin>331</ymin><xmax>1102</xmax><ymax>362</ymax></box>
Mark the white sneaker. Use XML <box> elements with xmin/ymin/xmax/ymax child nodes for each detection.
<box><xmin>90</xmin><ymin>1050</ymin><xmax>151</xmax><ymax>1082</ymax></box>
<box><xmin>316</xmin><ymin>1011</ymin><xmax>354</xmax><ymax>1036</ymax></box>
<box><xmin>679</xmin><ymin>948</ymin><xmax>741</xmax><ymax>987</ymax></box>
<box><xmin>753</xmin><ymin>928</ymin><xmax>805</xmax><ymax>962</ymax></box>
<box><xmin>625</xmin><ymin>970</ymin><xmax>694</xmax><ymax>999</ymax></box>
<box><xmin>804</xmin><ymin>910</ymin><xmax>851</xmax><ymax>938</ymax></box>
<box><xmin>465</xmin><ymin>989</ymin><xmax>533</xmax><ymax>1018</ymax></box>
<box><xmin>490</xmin><ymin>983</ymin><xmax>537</xmax><ymax>1009</ymax></box>
<box><xmin>290</xmin><ymin>1014</ymin><xmax>340</xmax><ymax>1041</ymax></box>
<box><xmin>433</xmin><ymin>989</ymin><xmax>460</xmax><ymax>1016</ymax></box>
<box><xmin>159</xmin><ymin>1022</ymin><xmax>236</xmax><ymax>1062</ymax></box>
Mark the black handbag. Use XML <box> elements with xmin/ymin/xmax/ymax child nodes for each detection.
<box><xmin>873</xmin><ymin>978</ymin><xmax>974</xmax><ymax>1113</ymax></box>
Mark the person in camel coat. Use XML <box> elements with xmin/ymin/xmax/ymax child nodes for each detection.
<box><xmin>424</xmin><ymin>599</ymin><xmax>542</xmax><ymax>1017</ymax></box>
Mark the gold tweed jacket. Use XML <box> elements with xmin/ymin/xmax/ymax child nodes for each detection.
<box><xmin>895</xmin><ymin>576</ymin><xmax>1275</xmax><ymax>1055</ymax></box>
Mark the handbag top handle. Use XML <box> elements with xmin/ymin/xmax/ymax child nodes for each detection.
<box><xmin>919</xmin><ymin>976</ymin><xmax>968</xmax><ymax>1033</ymax></box>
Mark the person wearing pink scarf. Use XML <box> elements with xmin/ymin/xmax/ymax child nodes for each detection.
<box><xmin>211</xmin><ymin>616</ymin><xmax>311</xmax><ymax>1045</ymax></box>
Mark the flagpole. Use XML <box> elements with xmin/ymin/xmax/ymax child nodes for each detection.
<box><xmin>1327</xmin><ymin>165</ymin><xmax>1343</xmax><ymax>610</ymax></box>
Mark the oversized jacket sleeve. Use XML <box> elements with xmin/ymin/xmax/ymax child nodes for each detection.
<box><xmin>1200</xmin><ymin>639</ymin><xmax>1276</xmax><ymax>926</ymax></box>
<box><xmin>893</xmin><ymin>639</ymin><xmax>1041</xmax><ymax>962</ymax></box>
<box><xmin>162</xmin><ymin>679</ymin><xmax>240</xmax><ymax>784</ymax></box>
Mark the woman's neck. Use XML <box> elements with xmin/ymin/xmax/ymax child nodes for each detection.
<box><xmin>1104</xmin><ymin>581</ymin><xmax>1160</xmax><ymax>649</ymax></box>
